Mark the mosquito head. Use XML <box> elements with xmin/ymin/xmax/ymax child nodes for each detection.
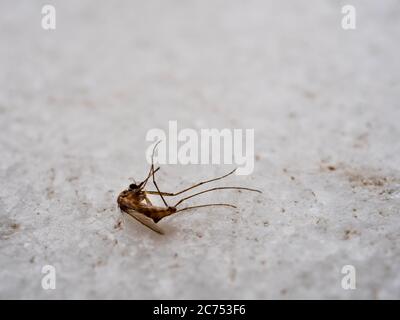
<box><xmin>129</xmin><ymin>181</ymin><xmax>145</xmax><ymax>192</ymax></box>
<box><xmin>129</xmin><ymin>183</ymin><xmax>138</xmax><ymax>190</ymax></box>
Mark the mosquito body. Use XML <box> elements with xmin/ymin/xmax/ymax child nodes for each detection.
<box><xmin>117</xmin><ymin>143</ymin><xmax>261</xmax><ymax>234</ymax></box>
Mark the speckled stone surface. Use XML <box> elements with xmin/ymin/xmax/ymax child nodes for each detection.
<box><xmin>1</xmin><ymin>0</ymin><xmax>399</xmax><ymax>299</ymax></box>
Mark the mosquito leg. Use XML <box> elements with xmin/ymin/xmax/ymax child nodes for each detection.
<box><xmin>145</xmin><ymin>168</ymin><xmax>239</xmax><ymax>197</ymax></box>
<box><xmin>145</xmin><ymin>191</ymin><xmax>174</xmax><ymax>196</ymax></box>
<box><xmin>175</xmin><ymin>203</ymin><xmax>237</xmax><ymax>213</ymax></box>
<box><xmin>151</xmin><ymin>164</ymin><xmax>169</xmax><ymax>207</ymax></box>
<box><xmin>174</xmin><ymin>186</ymin><xmax>261</xmax><ymax>207</ymax></box>
<box><xmin>144</xmin><ymin>195</ymin><xmax>153</xmax><ymax>206</ymax></box>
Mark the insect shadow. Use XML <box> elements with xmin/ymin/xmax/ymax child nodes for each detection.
<box><xmin>117</xmin><ymin>142</ymin><xmax>261</xmax><ymax>234</ymax></box>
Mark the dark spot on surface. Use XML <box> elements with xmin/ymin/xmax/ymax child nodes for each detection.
<box><xmin>343</xmin><ymin>229</ymin><xmax>360</xmax><ymax>240</ymax></box>
<box><xmin>320</xmin><ymin>163</ymin><xmax>340</xmax><ymax>172</ymax></box>
<box><xmin>0</xmin><ymin>220</ymin><xmax>21</xmax><ymax>239</ymax></box>
<box><xmin>379</xmin><ymin>188</ymin><xmax>399</xmax><ymax>196</ymax></box>
<box><xmin>281</xmin><ymin>208</ymin><xmax>286</xmax><ymax>213</ymax></box>
<box><xmin>114</xmin><ymin>220</ymin><xmax>123</xmax><ymax>230</ymax></box>
<box><xmin>11</xmin><ymin>223</ymin><xmax>20</xmax><ymax>230</ymax></box>
<box><xmin>281</xmin><ymin>288</ymin><xmax>288</xmax><ymax>295</ymax></box>
<box><xmin>29</xmin><ymin>256</ymin><xmax>35</xmax><ymax>263</ymax></box>
<box><xmin>290</xmin><ymin>176</ymin><xmax>295</xmax><ymax>181</ymax></box>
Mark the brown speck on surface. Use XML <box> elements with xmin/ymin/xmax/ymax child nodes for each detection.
<box><xmin>281</xmin><ymin>288</ymin><xmax>288</xmax><ymax>295</ymax></box>
<box><xmin>11</xmin><ymin>223</ymin><xmax>20</xmax><ymax>230</ymax></box>
<box><xmin>346</xmin><ymin>169</ymin><xmax>391</xmax><ymax>188</ymax></box>
<box><xmin>93</xmin><ymin>259</ymin><xmax>105</xmax><ymax>268</ymax></box>
<box><xmin>196</xmin><ymin>232</ymin><xmax>203</xmax><ymax>238</ymax></box>
<box><xmin>320</xmin><ymin>163</ymin><xmax>341</xmax><ymax>172</ymax></box>
<box><xmin>290</xmin><ymin>176</ymin><xmax>295</xmax><ymax>181</ymax></box>
<box><xmin>343</xmin><ymin>229</ymin><xmax>360</xmax><ymax>240</ymax></box>
<box><xmin>66</xmin><ymin>176</ymin><xmax>79</xmax><ymax>182</ymax></box>
<box><xmin>114</xmin><ymin>220</ymin><xmax>123</xmax><ymax>230</ymax></box>
<box><xmin>255</xmin><ymin>154</ymin><xmax>261</xmax><ymax>161</ymax></box>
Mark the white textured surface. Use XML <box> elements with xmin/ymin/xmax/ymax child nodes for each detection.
<box><xmin>1</xmin><ymin>0</ymin><xmax>400</xmax><ymax>299</ymax></box>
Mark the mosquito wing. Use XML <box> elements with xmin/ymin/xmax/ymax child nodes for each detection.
<box><xmin>125</xmin><ymin>209</ymin><xmax>165</xmax><ymax>234</ymax></box>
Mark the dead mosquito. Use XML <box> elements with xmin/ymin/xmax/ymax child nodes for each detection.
<box><xmin>117</xmin><ymin>142</ymin><xmax>261</xmax><ymax>234</ymax></box>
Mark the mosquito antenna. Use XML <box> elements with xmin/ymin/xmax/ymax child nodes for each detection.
<box><xmin>140</xmin><ymin>141</ymin><xmax>161</xmax><ymax>189</ymax></box>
